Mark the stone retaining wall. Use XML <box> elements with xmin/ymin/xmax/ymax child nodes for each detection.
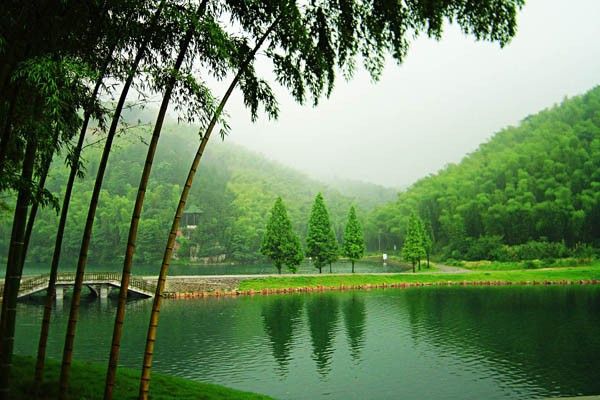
<box><xmin>152</xmin><ymin>278</ymin><xmax>600</xmax><ymax>299</ymax></box>
<box><xmin>145</xmin><ymin>276</ymin><xmax>245</xmax><ymax>294</ymax></box>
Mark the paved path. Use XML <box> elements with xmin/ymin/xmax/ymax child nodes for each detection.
<box><xmin>431</xmin><ymin>263</ymin><xmax>473</xmax><ymax>273</ymax></box>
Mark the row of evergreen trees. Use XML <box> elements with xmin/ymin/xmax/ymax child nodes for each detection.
<box><xmin>261</xmin><ymin>193</ymin><xmax>365</xmax><ymax>274</ymax></box>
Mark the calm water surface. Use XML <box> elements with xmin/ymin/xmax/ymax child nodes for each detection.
<box><xmin>15</xmin><ymin>286</ymin><xmax>600</xmax><ymax>399</ymax></box>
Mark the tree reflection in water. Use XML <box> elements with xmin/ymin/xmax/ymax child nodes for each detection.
<box><xmin>261</xmin><ymin>295</ymin><xmax>304</xmax><ymax>375</ymax></box>
<box><xmin>306</xmin><ymin>293</ymin><xmax>339</xmax><ymax>377</ymax></box>
<box><xmin>342</xmin><ymin>293</ymin><xmax>366</xmax><ymax>362</ymax></box>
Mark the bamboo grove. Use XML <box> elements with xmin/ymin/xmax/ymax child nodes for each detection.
<box><xmin>0</xmin><ymin>1</ymin><xmax>523</xmax><ymax>399</ymax></box>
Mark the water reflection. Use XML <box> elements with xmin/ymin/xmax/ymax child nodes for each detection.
<box><xmin>402</xmin><ymin>286</ymin><xmax>600</xmax><ymax>397</ymax></box>
<box><xmin>306</xmin><ymin>294</ymin><xmax>339</xmax><ymax>377</ymax></box>
<box><xmin>261</xmin><ymin>295</ymin><xmax>304</xmax><ymax>374</ymax></box>
<box><xmin>13</xmin><ymin>286</ymin><xmax>600</xmax><ymax>399</ymax></box>
<box><xmin>342</xmin><ymin>293</ymin><xmax>366</xmax><ymax>362</ymax></box>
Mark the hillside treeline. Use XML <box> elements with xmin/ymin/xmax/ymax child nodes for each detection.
<box><xmin>365</xmin><ymin>86</ymin><xmax>600</xmax><ymax>260</ymax></box>
<box><xmin>0</xmin><ymin>125</ymin><xmax>384</xmax><ymax>266</ymax></box>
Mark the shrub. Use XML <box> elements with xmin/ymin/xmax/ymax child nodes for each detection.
<box><xmin>572</xmin><ymin>243</ymin><xmax>596</xmax><ymax>258</ymax></box>
<box><xmin>464</xmin><ymin>235</ymin><xmax>504</xmax><ymax>261</ymax></box>
<box><xmin>492</xmin><ymin>240</ymin><xmax>570</xmax><ymax>261</ymax></box>
<box><xmin>444</xmin><ymin>258</ymin><xmax>465</xmax><ymax>267</ymax></box>
<box><xmin>541</xmin><ymin>257</ymin><xmax>556</xmax><ymax>267</ymax></box>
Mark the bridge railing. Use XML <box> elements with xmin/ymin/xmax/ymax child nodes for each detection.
<box><xmin>130</xmin><ymin>276</ymin><xmax>156</xmax><ymax>294</ymax></box>
<box><xmin>1</xmin><ymin>272</ymin><xmax>156</xmax><ymax>298</ymax></box>
<box><xmin>20</xmin><ymin>274</ymin><xmax>49</xmax><ymax>293</ymax></box>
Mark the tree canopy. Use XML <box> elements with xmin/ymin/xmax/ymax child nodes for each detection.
<box><xmin>261</xmin><ymin>197</ymin><xmax>304</xmax><ymax>273</ymax></box>
<box><xmin>342</xmin><ymin>206</ymin><xmax>365</xmax><ymax>273</ymax></box>
<box><xmin>401</xmin><ymin>213</ymin><xmax>426</xmax><ymax>272</ymax></box>
<box><xmin>367</xmin><ymin>86</ymin><xmax>600</xmax><ymax>261</ymax></box>
<box><xmin>306</xmin><ymin>193</ymin><xmax>338</xmax><ymax>273</ymax></box>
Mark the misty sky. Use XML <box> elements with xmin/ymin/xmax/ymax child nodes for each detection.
<box><xmin>218</xmin><ymin>0</ymin><xmax>600</xmax><ymax>188</ymax></box>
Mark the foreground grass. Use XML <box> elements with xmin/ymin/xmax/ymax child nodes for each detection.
<box><xmin>10</xmin><ymin>356</ymin><xmax>273</xmax><ymax>400</ymax></box>
<box><xmin>238</xmin><ymin>266</ymin><xmax>600</xmax><ymax>291</ymax></box>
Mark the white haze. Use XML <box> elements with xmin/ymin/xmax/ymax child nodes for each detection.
<box><xmin>206</xmin><ymin>0</ymin><xmax>600</xmax><ymax>189</ymax></box>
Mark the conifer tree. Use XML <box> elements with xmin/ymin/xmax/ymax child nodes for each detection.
<box><xmin>306</xmin><ymin>193</ymin><xmax>336</xmax><ymax>274</ymax></box>
<box><xmin>261</xmin><ymin>197</ymin><xmax>303</xmax><ymax>274</ymax></box>
<box><xmin>343</xmin><ymin>206</ymin><xmax>365</xmax><ymax>273</ymax></box>
<box><xmin>402</xmin><ymin>213</ymin><xmax>426</xmax><ymax>273</ymax></box>
<box><xmin>325</xmin><ymin>228</ymin><xmax>339</xmax><ymax>273</ymax></box>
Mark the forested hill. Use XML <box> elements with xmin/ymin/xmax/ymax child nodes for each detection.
<box><xmin>324</xmin><ymin>178</ymin><xmax>398</xmax><ymax>210</ymax></box>
<box><xmin>0</xmin><ymin>121</ymin><xmax>392</xmax><ymax>265</ymax></box>
<box><xmin>366</xmin><ymin>86</ymin><xmax>600</xmax><ymax>259</ymax></box>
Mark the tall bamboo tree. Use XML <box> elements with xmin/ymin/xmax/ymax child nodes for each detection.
<box><xmin>0</xmin><ymin>137</ymin><xmax>36</xmax><ymax>400</ymax></box>
<box><xmin>33</xmin><ymin>45</ymin><xmax>116</xmax><ymax>391</ymax></box>
<box><xmin>58</xmin><ymin>2</ymin><xmax>168</xmax><ymax>397</ymax></box>
<box><xmin>104</xmin><ymin>2</ymin><xmax>211</xmax><ymax>398</ymax></box>
<box><xmin>138</xmin><ymin>14</ymin><xmax>282</xmax><ymax>398</ymax></box>
<box><xmin>0</xmin><ymin>54</ymin><xmax>98</xmax><ymax>398</ymax></box>
<box><xmin>20</xmin><ymin>153</ymin><xmax>53</xmax><ymax>266</ymax></box>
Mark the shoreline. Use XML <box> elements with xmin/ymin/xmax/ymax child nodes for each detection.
<box><xmin>162</xmin><ymin>266</ymin><xmax>600</xmax><ymax>299</ymax></box>
<box><xmin>6</xmin><ymin>265</ymin><xmax>599</xmax><ymax>302</ymax></box>
<box><xmin>10</xmin><ymin>355</ymin><xmax>272</xmax><ymax>400</ymax></box>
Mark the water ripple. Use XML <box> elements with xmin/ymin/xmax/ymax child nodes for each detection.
<box><xmin>13</xmin><ymin>285</ymin><xmax>600</xmax><ymax>399</ymax></box>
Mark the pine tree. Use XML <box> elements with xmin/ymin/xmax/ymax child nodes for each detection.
<box><xmin>286</xmin><ymin>233</ymin><xmax>304</xmax><ymax>274</ymax></box>
<box><xmin>342</xmin><ymin>206</ymin><xmax>365</xmax><ymax>273</ymax></box>
<box><xmin>261</xmin><ymin>197</ymin><xmax>303</xmax><ymax>274</ymax></box>
<box><xmin>306</xmin><ymin>193</ymin><xmax>336</xmax><ymax>274</ymax></box>
<box><xmin>325</xmin><ymin>228</ymin><xmax>339</xmax><ymax>273</ymax></box>
<box><xmin>402</xmin><ymin>213</ymin><xmax>426</xmax><ymax>273</ymax></box>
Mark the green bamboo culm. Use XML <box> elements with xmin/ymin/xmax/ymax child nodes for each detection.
<box><xmin>138</xmin><ymin>17</ymin><xmax>281</xmax><ymax>399</ymax></box>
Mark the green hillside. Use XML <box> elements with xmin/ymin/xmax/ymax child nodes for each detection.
<box><xmin>324</xmin><ymin>178</ymin><xmax>398</xmax><ymax>211</ymax></box>
<box><xmin>0</xmin><ymin>122</ymin><xmax>391</xmax><ymax>266</ymax></box>
<box><xmin>366</xmin><ymin>86</ymin><xmax>600</xmax><ymax>260</ymax></box>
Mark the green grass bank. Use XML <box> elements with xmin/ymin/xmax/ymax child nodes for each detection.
<box><xmin>238</xmin><ymin>266</ymin><xmax>600</xmax><ymax>292</ymax></box>
<box><xmin>9</xmin><ymin>356</ymin><xmax>273</xmax><ymax>400</ymax></box>
<box><xmin>455</xmin><ymin>258</ymin><xmax>598</xmax><ymax>271</ymax></box>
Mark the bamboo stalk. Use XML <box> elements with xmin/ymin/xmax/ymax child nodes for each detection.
<box><xmin>138</xmin><ymin>17</ymin><xmax>280</xmax><ymax>400</ymax></box>
<box><xmin>33</xmin><ymin>45</ymin><xmax>114</xmax><ymax>392</ymax></box>
<box><xmin>57</xmin><ymin>3</ymin><xmax>166</xmax><ymax>398</ymax></box>
<box><xmin>0</xmin><ymin>137</ymin><xmax>37</xmax><ymax>400</ymax></box>
<box><xmin>103</xmin><ymin>3</ymin><xmax>208</xmax><ymax>399</ymax></box>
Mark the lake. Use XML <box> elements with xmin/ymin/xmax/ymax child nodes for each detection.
<box><xmin>15</xmin><ymin>285</ymin><xmax>600</xmax><ymax>399</ymax></box>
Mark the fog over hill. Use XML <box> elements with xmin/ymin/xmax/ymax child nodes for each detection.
<box><xmin>217</xmin><ymin>0</ymin><xmax>600</xmax><ymax>187</ymax></box>
<box><xmin>0</xmin><ymin>118</ymin><xmax>396</xmax><ymax>266</ymax></box>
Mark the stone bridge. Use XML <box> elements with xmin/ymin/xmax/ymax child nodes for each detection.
<box><xmin>1</xmin><ymin>272</ymin><xmax>155</xmax><ymax>301</ymax></box>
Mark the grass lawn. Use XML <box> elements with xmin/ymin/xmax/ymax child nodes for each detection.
<box><xmin>457</xmin><ymin>258</ymin><xmax>598</xmax><ymax>271</ymax></box>
<box><xmin>9</xmin><ymin>356</ymin><xmax>273</xmax><ymax>400</ymax></box>
<box><xmin>238</xmin><ymin>265</ymin><xmax>600</xmax><ymax>291</ymax></box>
